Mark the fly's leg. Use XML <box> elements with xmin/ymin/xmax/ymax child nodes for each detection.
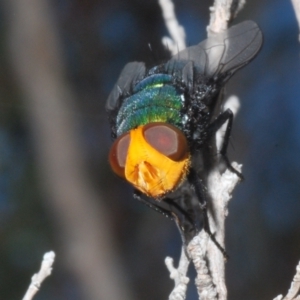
<box><xmin>163</xmin><ymin>197</ymin><xmax>200</xmax><ymax>245</ymax></box>
<box><xmin>187</xmin><ymin>168</ymin><xmax>228</xmax><ymax>259</ymax></box>
<box><xmin>133</xmin><ymin>190</ymin><xmax>174</xmax><ymax>219</ymax></box>
<box><xmin>164</xmin><ymin>198</ymin><xmax>195</xmax><ymax>226</ymax></box>
<box><xmin>207</xmin><ymin>108</ymin><xmax>243</xmax><ymax>180</ymax></box>
<box><xmin>133</xmin><ymin>190</ymin><xmax>197</xmax><ymax>245</ymax></box>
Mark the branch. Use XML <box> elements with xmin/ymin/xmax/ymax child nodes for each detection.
<box><xmin>165</xmin><ymin>249</ymin><xmax>190</xmax><ymax>300</ymax></box>
<box><xmin>204</xmin><ymin>164</ymin><xmax>241</xmax><ymax>300</ymax></box>
<box><xmin>159</xmin><ymin>1</ymin><xmax>245</xmax><ymax>299</ymax></box>
<box><xmin>22</xmin><ymin>251</ymin><xmax>55</xmax><ymax>300</ymax></box>
<box><xmin>166</xmin><ymin>164</ymin><xmax>241</xmax><ymax>300</ymax></box>
<box><xmin>274</xmin><ymin>260</ymin><xmax>300</xmax><ymax>300</ymax></box>
<box><xmin>291</xmin><ymin>0</ymin><xmax>300</xmax><ymax>42</ymax></box>
<box><xmin>188</xmin><ymin>232</ymin><xmax>218</xmax><ymax>300</ymax></box>
<box><xmin>207</xmin><ymin>0</ymin><xmax>246</xmax><ymax>35</ymax></box>
<box><xmin>158</xmin><ymin>0</ymin><xmax>186</xmax><ymax>55</ymax></box>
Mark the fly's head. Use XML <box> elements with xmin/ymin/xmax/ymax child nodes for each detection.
<box><xmin>109</xmin><ymin>122</ymin><xmax>191</xmax><ymax>198</ymax></box>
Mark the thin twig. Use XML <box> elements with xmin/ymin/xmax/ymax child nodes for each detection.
<box><xmin>207</xmin><ymin>0</ymin><xmax>246</xmax><ymax>35</ymax></box>
<box><xmin>274</xmin><ymin>260</ymin><xmax>300</xmax><ymax>300</ymax></box>
<box><xmin>291</xmin><ymin>0</ymin><xmax>300</xmax><ymax>42</ymax></box>
<box><xmin>158</xmin><ymin>0</ymin><xmax>186</xmax><ymax>55</ymax></box>
<box><xmin>22</xmin><ymin>251</ymin><xmax>55</xmax><ymax>300</ymax></box>
<box><xmin>165</xmin><ymin>248</ymin><xmax>190</xmax><ymax>300</ymax></box>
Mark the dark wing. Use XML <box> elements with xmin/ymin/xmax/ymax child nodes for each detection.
<box><xmin>164</xmin><ymin>20</ymin><xmax>262</xmax><ymax>85</ymax></box>
<box><xmin>106</xmin><ymin>62</ymin><xmax>146</xmax><ymax>111</ymax></box>
<box><xmin>202</xmin><ymin>20</ymin><xmax>263</xmax><ymax>76</ymax></box>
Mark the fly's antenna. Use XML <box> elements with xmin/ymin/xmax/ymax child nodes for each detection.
<box><xmin>148</xmin><ymin>43</ymin><xmax>157</xmax><ymax>62</ymax></box>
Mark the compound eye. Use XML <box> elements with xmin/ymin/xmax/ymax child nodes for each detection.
<box><xmin>109</xmin><ymin>132</ymin><xmax>130</xmax><ymax>178</ymax></box>
<box><xmin>143</xmin><ymin>122</ymin><xmax>188</xmax><ymax>161</ymax></box>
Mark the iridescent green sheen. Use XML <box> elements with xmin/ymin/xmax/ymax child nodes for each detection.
<box><xmin>116</xmin><ymin>74</ymin><xmax>184</xmax><ymax>136</ymax></box>
<box><xmin>133</xmin><ymin>74</ymin><xmax>172</xmax><ymax>93</ymax></box>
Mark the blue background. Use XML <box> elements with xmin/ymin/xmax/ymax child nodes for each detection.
<box><xmin>0</xmin><ymin>0</ymin><xmax>299</xmax><ymax>299</ymax></box>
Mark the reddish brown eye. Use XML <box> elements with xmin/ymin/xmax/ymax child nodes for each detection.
<box><xmin>143</xmin><ymin>122</ymin><xmax>188</xmax><ymax>161</ymax></box>
<box><xmin>109</xmin><ymin>132</ymin><xmax>130</xmax><ymax>178</ymax></box>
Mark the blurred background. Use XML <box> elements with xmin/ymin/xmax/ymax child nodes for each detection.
<box><xmin>0</xmin><ymin>0</ymin><xmax>299</xmax><ymax>299</ymax></box>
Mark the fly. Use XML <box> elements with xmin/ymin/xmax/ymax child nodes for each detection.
<box><xmin>106</xmin><ymin>21</ymin><xmax>263</xmax><ymax>254</ymax></box>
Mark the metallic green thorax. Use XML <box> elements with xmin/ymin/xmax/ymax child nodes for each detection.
<box><xmin>116</xmin><ymin>74</ymin><xmax>184</xmax><ymax>136</ymax></box>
